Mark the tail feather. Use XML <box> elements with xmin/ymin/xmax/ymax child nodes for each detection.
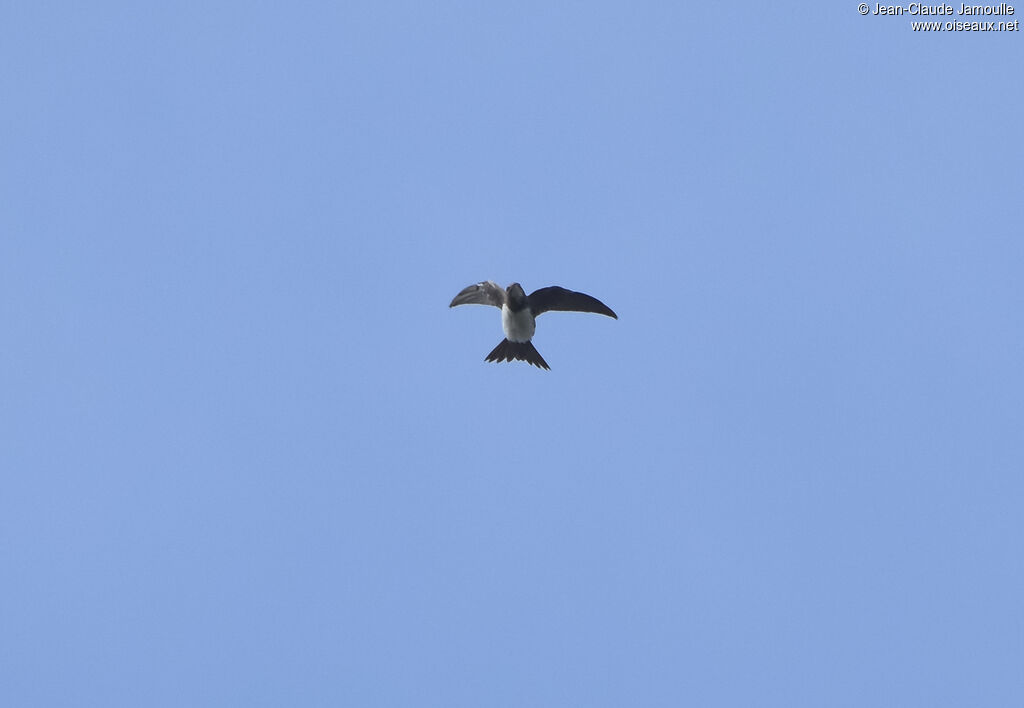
<box><xmin>485</xmin><ymin>339</ymin><xmax>550</xmax><ymax>370</ymax></box>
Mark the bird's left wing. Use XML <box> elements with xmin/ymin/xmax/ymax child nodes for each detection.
<box><xmin>449</xmin><ymin>281</ymin><xmax>507</xmax><ymax>309</ymax></box>
<box><xmin>529</xmin><ymin>286</ymin><xmax>617</xmax><ymax>318</ymax></box>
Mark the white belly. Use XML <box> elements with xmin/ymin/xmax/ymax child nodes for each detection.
<box><xmin>502</xmin><ymin>305</ymin><xmax>536</xmax><ymax>343</ymax></box>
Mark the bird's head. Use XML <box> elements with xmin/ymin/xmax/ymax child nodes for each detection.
<box><xmin>506</xmin><ymin>283</ymin><xmax>528</xmax><ymax>310</ymax></box>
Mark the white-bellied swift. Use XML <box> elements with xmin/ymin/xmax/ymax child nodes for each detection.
<box><xmin>449</xmin><ymin>281</ymin><xmax>617</xmax><ymax>370</ymax></box>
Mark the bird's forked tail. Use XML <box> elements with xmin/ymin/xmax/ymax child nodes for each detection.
<box><xmin>485</xmin><ymin>339</ymin><xmax>550</xmax><ymax>370</ymax></box>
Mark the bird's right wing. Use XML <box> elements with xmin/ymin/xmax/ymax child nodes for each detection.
<box><xmin>449</xmin><ymin>281</ymin><xmax>507</xmax><ymax>309</ymax></box>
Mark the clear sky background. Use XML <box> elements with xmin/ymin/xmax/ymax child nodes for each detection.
<box><xmin>2</xmin><ymin>3</ymin><xmax>1022</xmax><ymax>706</ymax></box>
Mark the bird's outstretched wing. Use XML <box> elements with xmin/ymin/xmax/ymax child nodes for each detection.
<box><xmin>529</xmin><ymin>286</ymin><xmax>617</xmax><ymax>319</ymax></box>
<box><xmin>449</xmin><ymin>281</ymin><xmax>507</xmax><ymax>309</ymax></box>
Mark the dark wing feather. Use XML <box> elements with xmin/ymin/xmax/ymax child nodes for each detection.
<box><xmin>449</xmin><ymin>281</ymin><xmax>507</xmax><ymax>309</ymax></box>
<box><xmin>528</xmin><ymin>286</ymin><xmax>617</xmax><ymax>318</ymax></box>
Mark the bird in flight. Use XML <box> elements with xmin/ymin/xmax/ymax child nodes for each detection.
<box><xmin>449</xmin><ymin>281</ymin><xmax>617</xmax><ymax>370</ymax></box>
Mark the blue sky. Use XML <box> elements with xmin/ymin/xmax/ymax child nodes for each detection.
<box><xmin>2</xmin><ymin>3</ymin><xmax>1022</xmax><ymax>706</ymax></box>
